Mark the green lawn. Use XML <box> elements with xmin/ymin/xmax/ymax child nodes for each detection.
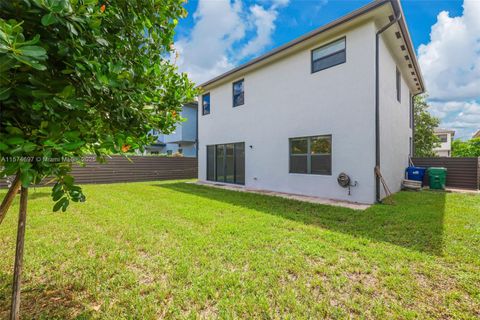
<box><xmin>0</xmin><ymin>181</ymin><xmax>479</xmax><ymax>319</ymax></box>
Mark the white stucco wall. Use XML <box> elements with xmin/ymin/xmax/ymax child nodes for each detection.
<box><xmin>198</xmin><ymin>22</ymin><xmax>378</xmax><ymax>204</ymax></box>
<box><xmin>433</xmin><ymin>133</ymin><xmax>453</xmax><ymax>157</ymax></box>
<box><xmin>378</xmin><ymin>34</ymin><xmax>412</xmax><ymax>198</ymax></box>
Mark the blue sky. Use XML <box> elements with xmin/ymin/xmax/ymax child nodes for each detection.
<box><xmin>174</xmin><ymin>0</ymin><xmax>479</xmax><ymax>140</ymax></box>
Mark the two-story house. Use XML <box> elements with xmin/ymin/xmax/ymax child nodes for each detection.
<box><xmin>433</xmin><ymin>128</ymin><xmax>455</xmax><ymax>157</ymax></box>
<box><xmin>197</xmin><ymin>0</ymin><xmax>424</xmax><ymax>204</ymax></box>
<box><xmin>147</xmin><ymin>103</ymin><xmax>197</xmax><ymax>157</ymax></box>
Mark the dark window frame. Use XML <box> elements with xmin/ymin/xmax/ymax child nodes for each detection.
<box><xmin>232</xmin><ymin>79</ymin><xmax>245</xmax><ymax>108</ymax></box>
<box><xmin>311</xmin><ymin>37</ymin><xmax>346</xmax><ymax>74</ymax></box>
<box><xmin>202</xmin><ymin>93</ymin><xmax>210</xmax><ymax>115</ymax></box>
<box><xmin>289</xmin><ymin>135</ymin><xmax>332</xmax><ymax>176</ymax></box>
<box><xmin>396</xmin><ymin>68</ymin><xmax>401</xmax><ymax>103</ymax></box>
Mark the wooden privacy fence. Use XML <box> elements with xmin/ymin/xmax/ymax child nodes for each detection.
<box><xmin>0</xmin><ymin>156</ymin><xmax>197</xmax><ymax>188</ymax></box>
<box><xmin>412</xmin><ymin>157</ymin><xmax>480</xmax><ymax>190</ymax></box>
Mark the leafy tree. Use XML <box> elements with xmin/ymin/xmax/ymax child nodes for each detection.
<box><xmin>413</xmin><ymin>95</ymin><xmax>440</xmax><ymax>157</ymax></box>
<box><xmin>452</xmin><ymin>138</ymin><xmax>480</xmax><ymax>157</ymax></box>
<box><xmin>0</xmin><ymin>0</ymin><xmax>196</xmax><ymax>317</ymax></box>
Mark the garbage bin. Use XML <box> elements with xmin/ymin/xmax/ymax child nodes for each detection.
<box><xmin>427</xmin><ymin>167</ymin><xmax>447</xmax><ymax>190</ymax></box>
<box><xmin>405</xmin><ymin>166</ymin><xmax>426</xmax><ymax>182</ymax></box>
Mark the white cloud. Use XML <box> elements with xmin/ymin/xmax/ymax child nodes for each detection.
<box><xmin>174</xmin><ymin>0</ymin><xmax>290</xmax><ymax>84</ymax></box>
<box><xmin>239</xmin><ymin>5</ymin><xmax>278</xmax><ymax>58</ymax></box>
<box><xmin>418</xmin><ymin>0</ymin><xmax>480</xmax><ymax>101</ymax></box>
<box><xmin>174</xmin><ymin>0</ymin><xmax>245</xmax><ymax>84</ymax></box>
<box><xmin>418</xmin><ymin>0</ymin><xmax>480</xmax><ymax>139</ymax></box>
<box><xmin>430</xmin><ymin>100</ymin><xmax>480</xmax><ymax>139</ymax></box>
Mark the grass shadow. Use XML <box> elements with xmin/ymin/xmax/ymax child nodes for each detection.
<box><xmin>0</xmin><ymin>272</ymin><xmax>92</xmax><ymax>319</ymax></box>
<box><xmin>28</xmin><ymin>192</ymin><xmax>50</xmax><ymax>201</ymax></box>
<box><xmin>158</xmin><ymin>182</ymin><xmax>446</xmax><ymax>255</ymax></box>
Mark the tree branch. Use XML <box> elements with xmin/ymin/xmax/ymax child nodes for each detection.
<box><xmin>0</xmin><ymin>173</ymin><xmax>21</xmax><ymax>225</ymax></box>
<box><xmin>10</xmin><ymin>186</ymin><xmax>28</xmax><ymax>320</ymax></box>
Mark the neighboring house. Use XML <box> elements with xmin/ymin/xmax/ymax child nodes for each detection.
<box><xmin>197</xmin><ymin>0</ymin><xmax>424</xmax><ymax>204</ymax></box>
<box><xmin>147</xmin><ymin>103</ymin><xmax>197</xmax><ymax>157</ymax></box>
<box><xmin>433</xmin><ymin>128</ymin><xmax>455</xmax><ymax>157</ymax></box>
<box><xmin>473</xmin><ymin>130</ymin><xmax>480</xmax><ymax>139</ymax></box>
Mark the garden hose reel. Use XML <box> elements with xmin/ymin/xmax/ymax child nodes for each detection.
<box><xmin>337</xmin><ymin>172</ymin><xmax>358</xmax><ymax>196</ymax></box>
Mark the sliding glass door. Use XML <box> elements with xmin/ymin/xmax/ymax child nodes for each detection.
<box><xmin>234</xmin><ymin>143</ymin><xmax>244</xmax><ymax>185</ymax></box>
<box><xmin>225</xmin><ymin>144</ymin><xmax>235</xmax><ymax>183</ymax></box>
<box><xmin>215</xmin><ymin>144</ymin><xmax>225</xmax><ymax>182</ymax></box>
<box><xmin>206</xmin><ymin>142</ymin><xmax>245</xmax><ymax>185</ymax></box>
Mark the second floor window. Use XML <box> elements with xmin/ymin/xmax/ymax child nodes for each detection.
<box><xmin>233</xmin><ymin>79</ymin><xmax>244</xmax><ymax>107</ymax></box>
<box><xmin>438</xmin><ymin>134</ymin><xmax>448</xmax><ymax>143</ymax></box>
<box><xmin>202</xmin><ymin>93</ymin><xmax>210</xmax><ymax>115</ymax></box>
<box><xmin>311</xmin><ymin>37</ymin><xmax>346</xmax><ymax>73</ymax></box>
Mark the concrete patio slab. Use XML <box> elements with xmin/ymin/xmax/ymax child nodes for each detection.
<box><xmin>195</xmin><ymin>181</ymin><xmax>371</xmax><ymax>210</ymax></box>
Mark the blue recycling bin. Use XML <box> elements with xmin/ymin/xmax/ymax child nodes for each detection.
<box><xmin>406</xmin><ymin>166</ymin><xmax>426</xmax><ymax>182</ymax></box>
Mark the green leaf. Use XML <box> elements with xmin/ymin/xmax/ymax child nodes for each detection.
<box><xmin>17</xmin><ymin>45</ymin><xmax>46</xmax><ymax>58</ymax></box>
<box><xmin>30</xmin><ymin>61</ymin><xmax>47</xmax><ymax>71</ymax></box>
<box><xmin>12</xmin><ymin>54</ymin><xmax>46</xmax><ymax>70</ymax></box>
<box><xmin>50</xmin><ymin>0</ymin><xmax>68</xmax><ymax>13</ymax></box>
<box><xmin>70</xmin><ymin>185</ymin><xmax>82</xmax><ymax>192</ymax></box>
<box><xmin>59</xmin><ymin>85</ymin><xmax>75</xmax><ymax>98</ymax></box>
<box><xmin>0</xmin><ymin>87</ymin><xmax>11</xmax><ymax>100</ymax></box>
<box><xmin>63</xmin><ymin>140</ymin><xmax>84</xmax><ymax>150</ymax></box>
<box><xmin>66</xmin><ymin>22</ymin><xmax>78</xmax><ymax>36</ymax></box>
<box><xmin>41</xmin><ymin>13</ymin><xmax>58</xmax><ymax>26</ymax></box>
<box><xmin>32</xmin><ymin>102</ymin><xmax>43</xmax><ymax>111</ymax></box>
<box><xmin>0</xmin><ymin>142</ymin><xmax>8</xmax><ymax>151</ymax></box>
<box><xmin>22</xmin><ymin>142</ymin><xmax>37</xmax><ymax>152</ymax></box>
<box><xmin>19</xmin><ymin>34</ymin><xmax>40</xmax><ymax>46</ymax></box>
<box><xmin>32</xmin><ymin>90</ymin><xmax>52</xmax><ymax>98</ymax></box>
<box><xmin>52</xmin><ymin>189</ymin><xmax>64</xmax><ymax>201</ymax></box>
<box><xmin>98</xmin><ymin>74</ymin><xmax>109</xmax><ymax>85</ymax></box>
<box><xmin>64</xmin><ymin>131</ymin><xmax>80</xmax><ymax>140</ymax></box>
<box><xmin>20</xmin><ymin>170</ymin><xmax>32</xmax><ymax>188</ymax></box>
<box><xmin>61</xmin><ymin>198</ymin><xmax>69</xmax><ymax>212</ymax></box>
<box><xmin>53</xmin><ymin>197</ymin><xmax>68</xmax><ymax>212</ymax></box>
<box><xmin>63</xmin><ymin>175</ymin><xmax>74</xmax><ymax>186</ymax></box>
<box><xmin>0</xmin><ymin>56</ymin><xmax>15</xmax><ymax>72</ymax></box>
<box><xmin>6</xmin><ymin>127</ymin><xmax>23</xmax><ymax>135</ymax></box>
<box><xmin>52</xmin><ymin>182</ymin><xmax>62</xmax><ymax>194</ymax></box>
<box><xmin>6</xmin><ymin>137</ymin><xmax>24</xmax><ymax>145</ymax></box>
<box><xmin>96</xmin><ymin>38</ymin><xmax>109</xmax><ymax>46</ymax></box>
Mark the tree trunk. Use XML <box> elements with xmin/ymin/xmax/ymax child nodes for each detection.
<box><xmin>0</xmin><ymin>173</ymin><xmax>21</xmax><ymax>226</ymax></box>
<box><xmin>10</xmin><ymin>187</ymin><xmax>28</xmax><ymax>320</ymax></box>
